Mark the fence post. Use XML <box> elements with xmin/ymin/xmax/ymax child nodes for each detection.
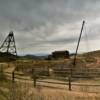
<box><xmin>32</xmin><ymin>68</ymin><xmax>34</xmax><ymax>74</ymax></box>
<box><xmin>12</xmin><ymin>71</ymin><xmax>15</xmax><ymax>83</ymax></box>
<box><xmin>32</xmin><ymin>68</ymin><xmax>37</xmax><ymax>87</ymax></box>
<box><xmin>0</xmin><ymin>65</ymin><xmax>5</xmax><ymax>80</ymax></box>
<box><xmin>48</xmin><ymin>66</ymin><xmax>50</xmax><ymax>76</ymax></box>
<box><xmin>33</xmin><ymin>75</ymin><xmax>37</xmax><ymax>87</ymax></box>
<box><xmin>68</xmin><ymin>76</ymin><xmax>71</xmax><ymax>91</ymax></box>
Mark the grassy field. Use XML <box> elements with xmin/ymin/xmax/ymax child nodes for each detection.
<box><xmin>0</xmin><ymin>51</ymin><xmax>100</xmax><ymax>100</ymax></box>
<box><xmin>0</xmin><ymin>81</ymin><xmax>100</xmax><ymax>100</ymax></box>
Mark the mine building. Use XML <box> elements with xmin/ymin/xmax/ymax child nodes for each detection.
<box><xmin>47</xmin><ymin>50</ymin><xmax>70</xmax><ymax>60</ymax></box>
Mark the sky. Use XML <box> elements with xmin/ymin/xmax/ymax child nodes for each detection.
<box><xmin>0</xmin><ymin>0</ymin><xmax>100</xmax><ymax>55</ymax></box>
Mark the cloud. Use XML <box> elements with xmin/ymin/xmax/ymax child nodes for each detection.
<box><xmin>0</xmin><ymin>0</ymin><xmax>100</xmax><ymax>54</ymax></box>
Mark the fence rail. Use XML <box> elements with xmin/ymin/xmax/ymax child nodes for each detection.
<box><xmin>4</xmin><ymin>71</ymin><xmax>100</xmax><ymax>93</ymax></box>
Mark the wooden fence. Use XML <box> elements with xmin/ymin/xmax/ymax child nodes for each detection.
<box><xmin>4</xmin><ymin>68</ymin><xmax>100</xmax><ymax>93</ymax></box>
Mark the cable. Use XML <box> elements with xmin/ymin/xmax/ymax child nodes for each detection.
<box><xmin>83</xmin><ymin>23</ymin><xmax>91</xmax><ymax>53</ymax></box>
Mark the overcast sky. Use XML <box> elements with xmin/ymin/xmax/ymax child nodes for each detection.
<box><xmin>0</xmin><ymin>0</ymin><xmax>100</xmax><ymax>55</ymax></box>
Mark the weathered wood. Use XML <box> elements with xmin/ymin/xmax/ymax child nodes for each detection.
<box><xmin>68</xmin><ymin>77</ymin><xmax>71</xmax><ymax>91</ymax></box>
<box><xmin>12</xmin><ymin>71</ymin><xmax>15</xmax><ymax>83</ymax></box>
<box><xmin>33</xmin><ymin>76</ymin><xmax>37</xmax><ymax>87</ymax></box>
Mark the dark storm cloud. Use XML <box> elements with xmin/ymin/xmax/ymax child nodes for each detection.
<box><xmin>0</xmin><ymin>0</ymin><xmax>100</xmax><ymax>54</ymax></box>
<box><xmin>0</xmin><ymin>0</ymin><xmax>99</xmax><ymax>32</ymax></box>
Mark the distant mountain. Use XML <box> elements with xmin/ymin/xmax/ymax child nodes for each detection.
<box><xmin>1</xmin><ymin>50</ymin><xmax>100</xmax><ymax>62</ymax></box>
<box><xmin>20</xmin><ymin>54</ymin><xmax>48</xmax><ymax>60</ymax></box>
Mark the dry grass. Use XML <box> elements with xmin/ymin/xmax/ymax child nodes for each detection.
<box><xmin>0</xmin><ymin>57</ymin><xmax>100</xmax><ymax>100</ymax></box>
<box><xmin>0</xmin><ymin>82</ymin><xmax>100</xmax><ymax>100</ymax></box>
<box><xmin>0</xmin><ymin>69</ymin><xmax>100</xmax><ymax>100</ymax></box>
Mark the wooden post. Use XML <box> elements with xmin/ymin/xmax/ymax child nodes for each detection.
<box><xmin>48</xmin><ymin>66</ymin><xmax>50</xmax><ymax>76</ymax></box>
<box><xmin>32</xmin><ymin>68</ymin><xmax>37</xmax><ymax>87</ymax></box>
<box><xmin>68</xmin><ymin>76</ymin><xmax>71</xmax><ymax>91</ymax></box>
<box><xmin>32</xmin><ymin>68</ymin><xmax>34</xmax><ymax>74</ymax></box>
<box><xmin>12</xmin><ymin>71</ymin><xmax>15</xmax><ymax>83</ymax></box>
<box><xmin>33</xmin><ymin>75</ymin><xmax>37</xmax><ymax>88</ymax></box>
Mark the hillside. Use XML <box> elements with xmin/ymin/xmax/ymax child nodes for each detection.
<box><xmin>79</xmin><ymin>50</ymin><xmax>100</xmax><ymax>57</ymax></box>
<box><xmin>0</xmin><ymin>52</ymin><xmax>17</xmax><ymax>62</ymax></box>
<box><xmin>1</xmin><ymin>50</ymin><xmax>100</xmax><ymax>62</ymax></box>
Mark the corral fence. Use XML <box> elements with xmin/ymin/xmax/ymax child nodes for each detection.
<box><xmin>31</xmin><ymin>66</ymin><xmax>100</xmax><ymax>92</ymax></box>
<box><xmin>3</xmin><ymin>66</ymin><xmax>100</xmax><ymax>93</ymax></box>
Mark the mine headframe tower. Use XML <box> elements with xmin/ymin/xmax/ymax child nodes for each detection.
<box><xmin>0</xmin><ymin>31</ymin><xmax>17</xmax><ymax>56</ymax></box>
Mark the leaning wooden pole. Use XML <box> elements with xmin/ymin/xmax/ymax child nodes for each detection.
<box><xmin>69</xmin><ymin>20</ymin><xmax>85</xmax><ymax>91</ymax></box>
<box><xmin>73</xmin><ymin>20</ymin><xmax>85</xmax><ymax>66</ymax></box>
